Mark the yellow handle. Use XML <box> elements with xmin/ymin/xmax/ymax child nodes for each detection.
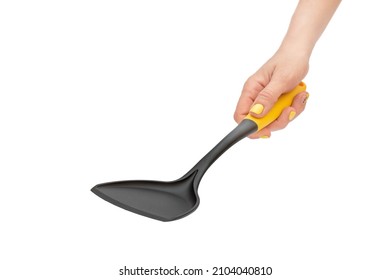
<box><xmin>244</xmin><ymin>82</ymin><xmax>307</xmax><ymax>131</ymax></box>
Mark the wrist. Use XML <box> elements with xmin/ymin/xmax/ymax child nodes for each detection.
<box><xmin>277</xmin><ymin>35</ymin><xmax>314</xmax><ymax>60</ymax></box>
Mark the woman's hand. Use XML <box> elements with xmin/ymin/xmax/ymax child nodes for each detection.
<box><xmin>233</xmin><ymin>0</ymin><xmax>341</xmax><ymax>138</ymax></box>
<box><xmin>234</xmin><ymin>50</ymin><xmax>310</xmax><ymax>138</ymax></box>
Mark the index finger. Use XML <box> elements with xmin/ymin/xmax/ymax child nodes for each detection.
<box><xmin>233</xmin><ymin>78</ymin><xmax>265</xmax><ymax>123</ymax></box>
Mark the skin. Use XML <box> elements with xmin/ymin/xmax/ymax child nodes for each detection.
<box><xmin>234</xmin><ymin>0</ymin><xmax>342</xmax><ymax>138</ymax></box>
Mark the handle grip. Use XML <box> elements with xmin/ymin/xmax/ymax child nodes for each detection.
<box><xmin>244</xmin><ymin>82</ymin><xmax>307</xmax><ymax>131</ymax></box>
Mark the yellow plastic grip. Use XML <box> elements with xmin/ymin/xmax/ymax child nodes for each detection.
<box><xmin>244</xmin><ymin>82</ymin><xmax>307</xmax><ymax>131</ymax></box>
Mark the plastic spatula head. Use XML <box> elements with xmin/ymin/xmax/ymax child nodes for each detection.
<box><xmin>92</xmin><ymin>170</ymin><xmax>199</xmax><ymax>221</ymax></box>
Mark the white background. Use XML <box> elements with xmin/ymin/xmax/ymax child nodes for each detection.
<box><xmin>1</xmin><ymin>1</ymin><xmax>390</xmax><ymax>279</ymax></box>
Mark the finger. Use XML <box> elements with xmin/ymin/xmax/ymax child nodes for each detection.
<box><xmin>234</xmin><ymin>77</ymin><xmax>265</xmax><ymax>123</ymax></box>
<box><xmin>248</xmin><ymin>127</ymin><xmax>272</xmax><ymax>139</ymax></box>
<box><xmin>262</xmin><ymin>91</ymin><xmax>308</xmax><ymax>132</ymax></box>
<box><xmin>248</xmin><ymin>91</ymin><xmax>309</xmax><ymax>137</ymax></box>
<box><xmin>266</xmin><ymin>106</ymin><xmax>297</xmax><ymax>132</ymax></box>
<box><xmin>249</xmin><ymin>78</ymin><xmax>293</xmax><ymax>118</ymax></box>
<box><xmin>234</xmin><ymin>94</ymin><xmax>255</xmax><ymax>123</ymax></box>
<box><xmin>291</xmin><ymin>91</ymin><xmax>309</xmax><ymax>116</ymax></box>
<box><xmin>245</xmin><ymin>91</ymin><xmax>309</xmax><ymax>139</ymax></box>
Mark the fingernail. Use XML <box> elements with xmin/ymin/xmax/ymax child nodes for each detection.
<box><xmin>250</xmin><ymin>104</ymin><xmax>264</xmax><ymax>115</ymax></box>
<box><xmin>260</xmin><ymin>135</ymin><xmax>270</xmax><ymax>139</ymax></box>
<box><xmin>289</xmin><ymin>111</ymin><xmax>296</xmax><ymax>121</ymax></box>
<box><xmin>303</xmin><ymin>92</ymin><xmax>310</xmax><ymax>104</ymax></box>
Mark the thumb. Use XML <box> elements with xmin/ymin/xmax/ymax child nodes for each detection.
<box><xmin>249</xmin><ymin>79</ymin><xmax>291</xmax><ymax>118</ymax></box>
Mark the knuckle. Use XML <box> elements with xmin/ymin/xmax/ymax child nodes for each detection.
<box><xmin>242</xmin><ymin>78</ymin><xmax>255</xmax><ymax>93</ymax></box>
<box><xmin>280</xmin><ymin>119</ymin><xmax>290</xmax><ymax>129</ymax></box>
<box><xmin>258</xmin><ymin>88</ymin><xmax>278</xmax><ymax>103</ymax></box>
<box><xmin>280</xmin><ymin>122</ymin><xmax>289</xmax><ymax>129</ymax></box>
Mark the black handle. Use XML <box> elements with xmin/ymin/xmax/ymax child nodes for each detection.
<box><xmin>184</xmin><ymin>119</ymin><xmax>258</xmax><ymax>189</ymax></box>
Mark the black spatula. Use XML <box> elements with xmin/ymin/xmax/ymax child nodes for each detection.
<box><xmin>92</xmin><ymin>82</ymin><xmax>306</xmax><ymax>221</ymax></box>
